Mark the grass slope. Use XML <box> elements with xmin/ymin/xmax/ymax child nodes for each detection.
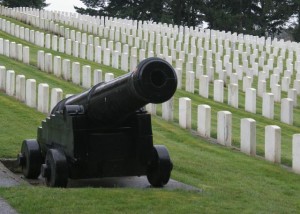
<box><xmin>0</xmin><ymin>14</ymin><xmax>300</xmax><ymax>213</ymax></box>
<box><xmin>0</xmin><ymin>95</ymin><xmax>300</xmax><ymax>213</ymax></box>
<box><xmin>0</xmin><ymin>16</ymin><xmax>299</xmax><ymax>166</ymax></box>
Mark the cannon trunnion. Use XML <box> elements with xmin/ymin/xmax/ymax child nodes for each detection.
<box><xmin>18</xmin><ymin>58</ymin><xmax>177</xmax><ymax>187</ymax></box>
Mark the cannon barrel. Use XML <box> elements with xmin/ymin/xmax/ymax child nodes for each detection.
<box><xmin>52</xmin><ymin>57</ymin><xmax>177</xmax><ymax>124</ymax></box>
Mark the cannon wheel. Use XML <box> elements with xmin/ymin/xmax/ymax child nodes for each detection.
<box><xmin>42</xmin><ymin>149</ymin><xmax>68</xmax><ymax>188</ymax></box>
<box><xmin>19</xmin><ymin>139</ymin><xmax>42</xmax><ymax>179</ymax></box>
<box><xmin>147</xmin><ymin>145</ymin><xmax>173</xmax><ymax>187</ymax></box>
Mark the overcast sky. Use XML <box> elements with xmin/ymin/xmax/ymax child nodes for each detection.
<box><xmin>45</xmin><ymin>0</ymin><xmax>86</xmax><ymax>13</ymax></box>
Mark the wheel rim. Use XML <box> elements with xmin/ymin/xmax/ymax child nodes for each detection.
<box><xmin>44</xmin><ymin>149</ymin><xmax>68</xmax><ymax>188</ymax></box>
<box><xmin>20</xmin><ymin>139</ymin><xmax>42</xmax><ymax>179</ymax></box>
<box><xmin>147</xmin><ymin>145</ymin><xmax>172</xmax><ymax>187</ymax></box>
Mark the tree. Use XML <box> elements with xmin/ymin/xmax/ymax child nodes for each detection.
<box><xmin>253</xmin><ymin>0</ymin><xmax>294</xmax><ymax>36</ymax></box>
<box><xmin>203</xmin><ymin>0</ymin><xmax>293</xmax><ymax>36</ymax></box>
<box><xmin>291</xmin><ymin>0</ymin><xmax>300</xmax><ymax>41</ymax></box>
<box><xmin>75</xmin><ymin>0</ymin><xmax>168</xmax><ymax>23</ymax></box>
<box><xmin>74</xmin><ymin>0</ymin><xmax>107</xmax><ymax>16</ymax></box>
<box><xmin>0</xmin><ymin>0</ymin><xmax>49</xmax><ymax>9</ymax></box>
<box><xmin>76</xmin><ymin>0</ymin><xmax>205</xmax><ymax>27</ymax></box>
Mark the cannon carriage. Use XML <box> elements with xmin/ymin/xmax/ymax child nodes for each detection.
<box><xmin>18</xmin><ymin>58</ymin><xmax>177</xmax><ymax>187</ymax></box>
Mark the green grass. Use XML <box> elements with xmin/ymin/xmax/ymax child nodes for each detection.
<box><xmin>0</xmin><ymin>92</ymin><xmax>44</xmax><ymax>157</ymax></box>
<box><xmin>0</xmin><ymin>13</ymin><xmax>300</xmax><ymax>213</ymax></box>
<box><xmin>0</xmin><ymin>20</ymin><xmax>299</xmax><ymax>166</ymax></box>
<box><xmin>0</xmin><ymin>96</ymin><xmax>300</xmax><ymax>213</ymax></box>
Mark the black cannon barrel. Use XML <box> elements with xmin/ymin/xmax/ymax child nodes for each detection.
<box><xmin>52</xmin><ymin>57</ymin><xmax>177</xmax><ymax>124</ymax></box>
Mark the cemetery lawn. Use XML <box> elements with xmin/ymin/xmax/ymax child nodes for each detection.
<box><xmin>0</xmin><ymin>15</ymin><xmax>300</xmax><ymax>213</ymax></box>
<box><xmin>0</xmin><ymin>91</ymin><xmax>300</xmax><ymax>213</ymax></box>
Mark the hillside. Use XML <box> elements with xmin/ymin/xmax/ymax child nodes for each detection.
<box><xmin>0</xmin><ymin>6</ymin><xmax>299</xmax><ymax>213</ymax></box>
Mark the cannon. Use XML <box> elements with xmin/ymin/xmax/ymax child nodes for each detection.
<box><xmin>17</xmin><ymin>57</ymin><xmax>177</xmax><ymax>187</ymax></box>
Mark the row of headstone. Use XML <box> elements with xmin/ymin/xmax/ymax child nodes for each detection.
<box><xmin>2</xmin><ymin>7</ymin><xmax>296</xmax><ymax>74</ymax></box>
<box><xmin>0</xmin><ymin>37</ymin><xmax>30</xmax><ymax>64</ymax></box>
<box><xmin>36</xmin><ymin>50</ymin><xmax>108</xmax><ymax>88</ymax></box>
<box><xmin>0</xmin><ymin>66</ymin><xmax>63</xmax><ymax>114</ymax></box>
<box><xmin>1</xmin><ymin>7</ymin><xmax>299</xmax><ymax>124</ymax></box>
<box><xmin>5</xmin><ymin>5</ymin><xmax>300</xmax><ymax>72</ymax></box>
<box><xmin>3</xmin><ymin>7</ymin><xmax>300</xmax><ymax>103</ymax></box>
<box><xmin>11</xmin><ymin>9</ymin><xmax>300</xmax><ymax>101</ymax></box>
<box><xmin>2</xmin><ymin>8</ymin><xmax>300</xmax><ymax>122</ymax></box>
<box><xmin>181</xmin><ymin>70</ymin><xmax>296</xmax><ymax>124</ymax></box>
<box><xmin>176</xmin><ymin>98</ymin><xmax>300</xmax><ymax>174</ymax></box>
<box><xmin>35</xmin><ymin>6</ymin><xmax>300</xmax><ymax>57</ymax></box>
<box><xmin>2</xmin><ymin>6</ymin><xmax>300</xmax><ymax>175</ymax></box>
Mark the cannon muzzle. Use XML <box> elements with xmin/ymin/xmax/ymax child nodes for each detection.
<box><xmin>52</xmin><ymin>57</ymin><xmax>177</xmax><ymax>125</ymax></box>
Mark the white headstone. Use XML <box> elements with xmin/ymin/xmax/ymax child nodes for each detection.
<box><xmin>82</xmin><ymin>65</ymin><xmax>91</xmax><ymax>88</ymax></box>
<box><xmin>240</xmin><ymin>118</ymin><xmax>256</xmax><ymax>156</ymax></box>
<box><xmin>16</xmin><ymin>75</ymin><xmax>26</xmax><ymax>101</ymax></box>
<box><xmin>214</xmin><ymin>80</ymin><xmax>224</xmax><ymax>103</ymax></box>
<box><xmin>217</xmin><ymin>111</ymin><xmax>232</xmax><ymax>146</ymax></box>
<box><xmin>242</xmin><ymin>76</ymin><xmax>252</xmax><ymax>92</ymax></box>
<box><xmin>179</xmin><ymin>97</ymin><xmax>191</xmax><ymax>129</ymax></box>
<box><xmin>197</xmin><ymin>75</ymin><xmax>209</xmax><ymax>98</ymax></box>
<box><xmin>94</xmin><ymin>46</ymin><xmax>102</xmax><ymax>64</ymax></box>
<box><xmin>71</xmin><ymin>62</ymin><xmax>80</xmax><ymax>85</ymax></box>
<box><xmin>0</xmin><ymin>66</ymin><xmax>6</xmax><ymax>90</ymax></box>
<box><xmin>87</xmin><ymin>44</ymin><xmax>94</xmax><ymax>61</ymax></box>
<box><xmin>281</xmin><ymin>77</ymin><xmax>290</xmax><ymax>92</ymax></box>
<box><xmin>258</xmin><ymin>80</ymin><xmax>266</xmax><ymax>97</ymax></box>
<box><xmin>80</xmin><ymin>43</ymin><xmax>86</xmax><ymax>59</ymax></box>
<box><xmin>245</xmin><ymin>88</ymin><xmax>256</xmax><ymax>113</ymax></box>
<box><xmin>146</xmin><ymin>104</ymin><xmax>156</xmax><ymax>115</ymax></box>
<box><xmin>294</xmin><ymin>80</ymin><xmax>300</xmax><ymax>94</ymax></box>
<box><xmin>262</xmin><ymin>93</ymin><xmax>274</xmax><ymax>119</ymax></box>
<box><xmin>93</xmin><ymin>69</ymin><xmax>102</xmax><ymax>85</ymax></box>
<box><xmin>272</xmin><ymin>84</ymin><xmax>281</xmax><ymax>102</ymax></box>
<box><xmin>50</xmin><ymin>88</ymin><xmax>63</xmax><ymax>110</ymax></box>
<box><xmin>112</xmin><ymin>50</ymin><xmax>119</xmax><ymax>69</ymax></box>
<box><xmin>53</xmin><ymin>56</ymin><xmax>61</xmax><ymax>77</ymax></box>
<box><xmin>15</xmin><ymin>43</ymin><xmax>21</xmax><ymax>61</ymax></box>
<box><xmin>58</xmin><ymin>37</ymin><xmax>65</xmax><ymax>53</ymax></box>
<box><xmin>37</xmin><ymin>83</ymin><xmax>49</xmax><ymax>113</ymax></box>
<box><xmin>162</xmin><ymin>97</ymin><xmax>174</xmax><ymax>121</ymax></box>
<box><xmin>66</xmin><ymin>39</ymin><xmax>72</xmax><ymax>55</ymax></box>
<box><xmin>121</xmin><ymin>52</ymin><xmax>129</xmax><ymax>72</ymax></box>
<box><xmin>280</xmin><ymin>98</ymin><xmax>293</xmax><ymax>125</ymax></box>
<box><xmin>292</xmin><ymin>134</ymin><xmax>300</xmax><ymax>174</ymax></box>
<box><xmin>26</xmin><ymin>79</ymin><xmax>36</xmax><ymax>108</ymax></box>
<box><xmin>130</xmin><ymin>55</ymin><xmax>137</xmax><ymax>71</ymax></box>
<box><xmin>45</xmin><ymin>34</ymin><xmax>51</xmax><ymax>49</ymax></box>
<box><xmin>5</xmin><ymin>70</ymin><xmax>15</xmax><ymax>96</ymax></box>
<box><xmin>73</xmin><ymin>41</ymin><xmax>79</xmax><ymax>57</ymax></box>
<box><xmin>175</xmin><ymin>68</ymin><xmax>182</xmax><ymax>89</ymax></box>
<box><xmin>265</xmin><ymin>125</ymin><xmax>281</xmax><ymax>163</ymax></box>
<box><xmin>103</xmin><ymin>48</ymin><xmax>111</xmax><ymax>66</ymax></box>
<box><xmin>52</xmin><ymin>35</ymin><xmax>57</xmax><ymax>51</ymax></box>
<box><xmin>44</xmin><ymin>53</ymin><xmax>53</xmax><ymax>73</ymax></box>
<box><xmin>10</xmin><ymin>42</ymin><xmax>16</xmax><ymax>59</ymax></box>
<box><xmin>105</xmin><ymin>73</ymin><xmax>114</xmax><ymax>82</ymax></box>
<box><xmin>228</xmin><ymin>83</ymin><xmax>239</xmax><ymax>108</ymax></box>
<box><xmin>22</xmin><ymin>46</ymin><xmax>30</xmax><ymax>64</ymax></box>
<box><xmin>197</xmin><ymin>105</ymin><xmax>211</xmax><ymax>138</ymax></box>
<box><xmin>288</xmin><ymin>88</ymin><xmax>298</xmax><ymax>107</ymax></box>
<box><xmin>62</xmin><ymin>59</ymin><xmax>71</xmax><ymax>80</ymax></box>
<box><xmin>185</xmin><ymin>71</ymin><xmax>195</xmax><ymax>93</ymax></box>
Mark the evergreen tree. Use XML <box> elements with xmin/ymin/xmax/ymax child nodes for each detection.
<box><xmin>76</xmin><ymin>0</ymin><xmax>294</xmax><ymax>37</ymax></box>
<box><xmin>0</xmin><ymin>0</ymin><xmax>49</xmax><ymax>9</ymax></box>
<box><xmin>291</xmin><ymin>0</ymin><xmax>300</xmax><ymax>41</ymax></box>
<box><xmin>74</xmin><ymin>0</ymin><xmax>106</xmax><ymax>16</ymax></box>
<box><xmin>253</xmin><ymin>0</ymin><xmax>294</xmax><ymax>36</ymax></box>
<box><xmin>203</xmin><ymin>0</ymin><xmax>293</xmax><ymax>36</ymax></box>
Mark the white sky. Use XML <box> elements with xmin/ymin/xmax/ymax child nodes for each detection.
<box><xmin>45</xmin><ymin>0</ymin><xmax>86</xmax><ymax>13</ymax></box>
